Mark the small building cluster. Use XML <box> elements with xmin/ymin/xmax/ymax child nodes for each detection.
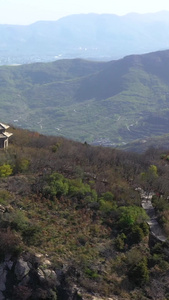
<box><xmin>0</xmin><ymin>123</ymin><xmax>13</xmax><ymax>148</ymax></box>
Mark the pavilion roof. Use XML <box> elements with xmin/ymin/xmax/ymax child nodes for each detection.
<box><xmin>0</xmin><ymin>123</ymin><xmax>9</xmax><ymax>130</ymax></box>
<box><xmin>0</xmin><ymin>132</ymin><xmax>13</xmax><ymax>139</ymax></box>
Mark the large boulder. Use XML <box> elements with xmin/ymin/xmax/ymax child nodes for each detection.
<box><xmin>15</xmin><ymin>258</ymin><xmax>30</xmax><ymax>281</ymax></box>
<box><xmin>0</xmin><ymin>264</ymin><xmax>7</xmax><ymax>292</ymax></box>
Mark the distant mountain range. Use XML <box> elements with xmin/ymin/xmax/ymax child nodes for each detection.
<box><xmin>1</xmin><ymin>11</ymin><xmax>169</xmax><ymax>65</ymax></box>
<box><xmin>1</xmin><ymin>49</ymin><xmax>169</xmax><ymax>147</ymax></box>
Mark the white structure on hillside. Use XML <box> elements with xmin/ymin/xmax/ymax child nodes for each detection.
<box><xmin>0</xmin><ymin>123</ymin><xmax>13</xmax><ymax>148</ymax></box>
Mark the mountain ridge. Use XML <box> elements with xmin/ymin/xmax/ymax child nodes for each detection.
<box><xmin>1</xmin><ymin>11</ymin><xmax>169</xmax><ymax>64</ymax></box>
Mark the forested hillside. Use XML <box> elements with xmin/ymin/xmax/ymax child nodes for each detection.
<box><xmin>0</xmin><ymin>127</ymin><xmax>169</xmax><ymax>299</ymax></box>
<box><xmin>1</xmin><ymin>50</ymin><xmax>169</xmax><ymax>147</ymax></box>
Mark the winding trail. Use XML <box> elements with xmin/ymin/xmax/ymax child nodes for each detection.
<box><xmin>139</xmin><ymin>189</ymin><xmax>167</xmax><ymax>242</ymax></box>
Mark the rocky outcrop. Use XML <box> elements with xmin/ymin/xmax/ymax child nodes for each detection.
<box><xmin>0</xmin><ymin>252</ymin><xmax>121</xmax><ymax>300</ymax></box>
<box><xmin>0</xmin><ymin>252</ymin><xmax>58</xmax><ymax>299</ymax></box>
<box><xmin>0</xmin><ymin>253</ymin><xmax>88</xmax><ymax>299</ymax></box>
<box><xmin>15</xmin><ymin>258</ymin><xmax>30</xmax><ymax>281</ymax></box>
<box><xmin>0</xmin><ymin>255</ymin><xmax>13</xmax><ymax>295</ymax></box>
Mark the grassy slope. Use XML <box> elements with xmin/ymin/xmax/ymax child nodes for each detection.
<box><xmin>0</xmin><ymin>128</ymin><xmax>169</xmax><ymax>298</ymax></box>
<box><xmin>0</xmin><ymin>128</ymin><xmax>140</xmax><ymax>298</ymax></box>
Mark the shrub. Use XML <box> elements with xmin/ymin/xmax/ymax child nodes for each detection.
<box><xmin>68</xmin><ymin>179</ymin><xmax>90</xmax><ymax>198</ymax></box>
<box><xmin>126</xmin><ymin>248</ymin><xmax>144</xmax><ymax>266</ymax></box>
<box><xmin>141</xmin><ymin>164</ymin><xmax>158</xmax><ymax>187</ymax></box>
<box><xmin>68</xmin><ymin>178</ymin><xmax>97</xmax><ymax>202</ymax></box>
<box><xmin>84</xmin><ymin>267</ymin><xmax>99</xmax><ymax>279</ymax></box>
<box><xmin>160</xmin><ymin>154</ymin><xmax>166</xmax><ymax>159</ymax></box>
<box><xmin>0</xmin><ymin>228</ymin><xmax>22</xmax><ymax>259</ymax></box>
<box><xmin>102</xmin><ymin>192</ymin><xmax>114</xmax><ymax>202</ymax></box>
<box><xmin>117</xmin><ymin>206</ymin><xmax>148</xmax><ymax>230</ymax></box>
<box><xmin>10</xmin><ymin>210</ymin><xmax>29</xmax><ymax>232</ymax></box>
<box><xmin>18</xmin><ymin>159</ymin><xmax>30</xmax><ymax>173</ymax></box>
<box><xmin>140</xmin><ymin>222</ymin><xmax>149</xmax><ymax>236</ymax></box>
<box><xmin>130</xmin><ymin>225</ymin><xmax>144</xmax><ymax>244</ymax></box>
<box><xmin>21</xmin><ymin>224</ymin><xmax>42</xmax><ymax>246</ymax></box>
<box><xmin>51</xmin><ymin>143</ymin><xmax>60</xmax><ymax>153</ymax></box>
<box><xmin>149</xmin><ymin>253</ymin><xmax>163</xmax><ymax>268</ymax></box>
<box><xmin>99</xmin><ymin>199</ymin><xmax>115</xmax><ymax>213</ymax></box>
<box><xmin>99</xmin><ymin>192</ymin><xmax>116</xmax><ymax>213</ymax></box>
<box><xmin>42</xmin><ymin>172</ymin><xmax>98</xmax><ymax>203</ymax></box>
<box><xmin>128</xmin><ymin>258</ymin><xmax>149</xmax><ymax>286</ymax></box>
<box><xmin>114</xmin><ymin>233</ymin><xmax>126</xmax><ymax>250</ymax></box>
<box><xmin>128</xmin><ymin>257</ymin><xmax>149</xmax><ymax>286</ymax></box>
<box><xmin>0</xmin><ymin>164</ymin><xmax>13</xmax><ymax>177</ymax></box>
<box><xmin>10</xmin><ymin>210</ymin><xmax>42</xmax><ymax>246</ymax></box>
<box><xmin>0</xmin><ymin>189</ymin><xmax>11</xmax><ymax>204</ymax></box>
<box><xmin>43</xmin><ymin>172</ymin><xmax>69</xmax><ymax>198</ymax></box>
<box><xmin>85</xmin><ymin>189</ymin><xmax>97</xmax><ymax>203</ymax></box>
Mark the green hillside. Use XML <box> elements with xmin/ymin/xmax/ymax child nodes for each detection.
<box><xmin>1</xmin><ymin>50</ymin><xmax>169</xmax><ymax>145</ymax></box>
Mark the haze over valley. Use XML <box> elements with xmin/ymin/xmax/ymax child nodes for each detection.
<box><xmin>1</xmin><ymin>12</ymin><xmax>169</xmax><ymax>65</ymax></box>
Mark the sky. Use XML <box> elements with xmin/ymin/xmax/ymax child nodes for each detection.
<box><xmin>1</xmin><ymin>0</ymin><xmax>169</xmax><ymax>25</ymax></box>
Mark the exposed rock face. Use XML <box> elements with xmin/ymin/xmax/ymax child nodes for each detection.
<box><xmin>0</xmin><ymin>291</ymin><xmax>5</xmax><ymax>300</ymax></box>
<box><xmin>0</xmin><ymin>252</ymin><xmax>120</xmax><ymax>300</ymax></box>
<box><xmin>15</xmin><ymin>258</ymin><xmax>30</xmax><ymax>281</ymax></box>
<box><xmin>0</xmin><ymin>255</ymin><xmax>14</xmax><ymax>295</ymax></box>
<box><xmin>0</xmin><ymin>253</ymin><xmax>83</xmax><ymax>300</ymax></box>
<box><xmin>0</xmin><ymin>252</ymin><xmax>59</xmax><ymax>299</ymax></box>
<box><xmin>0</xmin><ymin>264</ymin><xmax>7</xmax><ymax>292</ymax></box>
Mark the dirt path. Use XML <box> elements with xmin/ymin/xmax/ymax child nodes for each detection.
<box><xmin>140</xmin><ymin>190</ymin><xmax>167</xmax><ymax>242</ymax></box>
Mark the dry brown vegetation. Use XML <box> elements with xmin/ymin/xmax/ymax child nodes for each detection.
<box><xmin>0</xmin><ymin>127</ymin><xmax>169</xmax><ymax>299</ymax></box>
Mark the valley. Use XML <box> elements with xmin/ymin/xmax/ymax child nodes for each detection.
<box><xmin>1</xmin><ymin>50</ymin><xmax>169</xmax><ymax>149</ymax></box>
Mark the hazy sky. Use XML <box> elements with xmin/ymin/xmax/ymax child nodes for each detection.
<box><xmin>1</xmin><ymin>0</ymin><xmax>169</xmax><ymax>25</ymax></box>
